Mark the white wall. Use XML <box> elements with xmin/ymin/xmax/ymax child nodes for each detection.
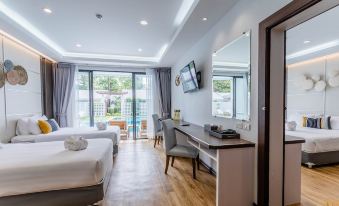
<box><xmin>170</xmin><ymin>0</ymin><xmax>292</xmax><ymax>203</ymax></box>
<box><xmin>287</xmin><ymin>53</ymin><xmax>339</xmax><ymax>123</ymax></box>
<box><xmin>0</xmin><ymin>35</ymin><xmax>41</xmax><ymax>143</ymax></box>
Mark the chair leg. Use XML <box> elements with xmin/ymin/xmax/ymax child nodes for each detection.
<box><xmin>165</xmin><ymin>155</ymin><xmax>170</xmax><ymax>174</ymax></box>
<box><xmin>171</xmin><ymin>156</ymin><xmax>175</xmax><ymax>167</ymax></box>
<box><xmin>192</xmin><ymin>158</ymin><xmax>196</xmax><ymax>179</ymax></box>
<box><xmin>153</xmin><ymin>136</ymin><xmax>158</xmax><ymax>148</ymax></box>
<box><xmin>196</xmin><ymin>154</ymin><xmax>200</xmax><ymax>170</ymax></box>
<box><xmin>157</xmin><ymin>136</ymin><xmax>161</xmax><ymax>145</ymax></box>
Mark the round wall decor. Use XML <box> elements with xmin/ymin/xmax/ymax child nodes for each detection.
<box><xmin>4</xmin><ymin>59</ymin><xmax>14</xmax><ymax>72</ymax></box>
<box><xmin>14</xmin><ymin>65</ymin><xmax>28</xmax><ymax>85</ymax></box>
<box><xmin>175</xmin><ymin>75</ymin><xmax>181</xmax><ymax>86</ymax></box>
<box><xmin>6</xmin><ymin>69</ymin><xmax>20</xmax><ymax>85</ymax></box>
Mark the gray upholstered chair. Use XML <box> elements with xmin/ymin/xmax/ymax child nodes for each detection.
<box><xmin>161</xmin><ymin>119</ymin><xmax>199</xmax><ymax>179</ymax></box>
<box><xmin>152</xmin><ymin>114</ymin><xmax>163</xmax><ymax>148</ymax></box>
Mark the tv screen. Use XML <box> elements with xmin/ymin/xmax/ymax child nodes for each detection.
<box><xmin>180</xmin><ymin>61</ymin><xmax>199</xmax><ymax>93</ymax></box>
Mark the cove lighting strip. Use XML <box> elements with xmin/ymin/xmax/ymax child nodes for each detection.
<box><xmin>0</xmin><ymin>1</ymin><xmax>198</xmax><ymax>63</ymax></box>
<box><xmin>0</xmin><ymin>29</ymin><xmax>56</xmax><ymax>62</ymax></box>
<box><xmin>287</xmin><ymin>40</ymin><xmax>339</xmax><ymax>60</ymax></box>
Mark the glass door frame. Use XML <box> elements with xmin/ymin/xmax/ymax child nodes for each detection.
<box><xmin>78</xmin><ymin>69</ymin><xmax>146</xmax><ymax>140</ymax></box>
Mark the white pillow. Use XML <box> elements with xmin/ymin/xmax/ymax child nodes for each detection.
<box><xmin>16</xmin><ymin>117</ymin><xmax>30</xmax><ymax>135</ymax></box>
<box><xmin>331</xmin><ymin>116</ymin><xmax>339</xmax><ymax>130</ymax></box>
<box><xmin>28</xmin><ymin>118</ymin><xmax>42</xmax><ymax>135</ymax></box>
<box><xmin>41</xmin><ymin>115</ymin><xmax>48</xmax><ymax>121</ymax></box>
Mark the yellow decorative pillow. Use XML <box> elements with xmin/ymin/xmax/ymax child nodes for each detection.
<box><xmin>302</xmin><ymin>116</ymin><xmax>307</xmax><ymax>127</ymax></box>
<box><xmin>38</xmin><ymin>120</ymin><xmax>52</xmax><ymax>134</ymax></box>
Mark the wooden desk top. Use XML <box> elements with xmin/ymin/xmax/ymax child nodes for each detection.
<box><xmin>285</xmin><ymin>136</ymin><xmax>305</xmax><ymax>144</ymax></box>
<box><xmin>173</xmin><ymin>121</ymin><xmax>255</xmax><ymax>149</ymax></box>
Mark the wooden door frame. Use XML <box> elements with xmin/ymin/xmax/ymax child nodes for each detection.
<box><xmin>258</xmin><ymin>0</ymin><xmax>339</xmax><ymax>205</ymax></box>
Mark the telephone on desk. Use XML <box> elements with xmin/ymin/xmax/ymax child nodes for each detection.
<box><xmin>217</xmin><ymin>129</ymin><xmax>237</xmax><ymax>135</ymax></box>
<box><xmin>209</xmin><ymin>128</ymin><xmax>240</xmax><ymax>139</ymax></box>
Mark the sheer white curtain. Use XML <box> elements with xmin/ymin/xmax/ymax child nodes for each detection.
<box><xmin>68</xmin><ymin>66</ymin><xmax>79</xmax><ymax>127</ymax></box>
<box><xmin>146</xmin><ymin>68</ymin><xmax>160</xmax><ymax>139</ymax></box>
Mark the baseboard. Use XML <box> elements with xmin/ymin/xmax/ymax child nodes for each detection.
<box><xmin>199</xmin><ymin>159</ymin><xmax>216</xmax><ymax>176</ymax></box>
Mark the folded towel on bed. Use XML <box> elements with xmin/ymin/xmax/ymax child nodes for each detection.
<box><xmin>286</xmin><ymin>121</ymin><xmax>297</xmax><ymax>131</ymax></box>
<box><xmin>64</xmin><ymin>136</ymin><xmax>88</xmax><ymax>151</ymax></box>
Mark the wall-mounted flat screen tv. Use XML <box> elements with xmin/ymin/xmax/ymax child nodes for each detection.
<box><xmin>180</xmin><ymin>61</ymin><xmax>199</xmax><ymax>93</ymax></box>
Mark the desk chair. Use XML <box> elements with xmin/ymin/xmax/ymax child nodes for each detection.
<box><xmin>152</xmin><ymin>114</ymin><xmax>163</xmax><ymax>147</ymax></box>
<box><xmin>162</xmin><ymin>119</ymin><xmax>199</xmax><ymax>179</ymax></box>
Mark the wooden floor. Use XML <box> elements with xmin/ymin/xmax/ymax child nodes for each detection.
<box><xmin>103</xmin><ymin>140</ymin><xmax>339</xmax><ymax>206</ymax></box>
<box><xmin>301</xmin><ymin>165</ymin><xmax>339</xmax><ymax>206</ymax></box>
<box><xmin>103</xmin><ymin>140</ymin><xmax>216</xmax><ymax>206</ymax></box>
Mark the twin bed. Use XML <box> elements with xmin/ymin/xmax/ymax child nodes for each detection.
<box><xmin>0</xmin><ymin>119</ymin><xmax>121</xmax><ymax>206</ymax></box>
<box><xmin>0</xmin><ymin>139</ymin><xmax>113</xmax><ymax>206</ymax></box>
<box><xmin>11</xmin><ymin>126</ymin><xmax>121</xmax><ymax>156</ymax></box>
<box><xmin>286</xmin><ymin>127</ymin><xmax>339</xmax><ymax>168</ymax></box>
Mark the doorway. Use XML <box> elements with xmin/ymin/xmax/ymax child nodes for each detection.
<box><xmin>258</xmin><ymin>1</ymin><xmax>339</xmax><ymax>205</ymax></box>
<box><xmin>76</xmin><ymin>70</ymin><xmax>149</xmax><ymax>140</ymax></box>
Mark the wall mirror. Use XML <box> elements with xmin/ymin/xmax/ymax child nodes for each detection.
<box><xmin>212</xmin><ymin>31</ymin><xmax>251</xmax><ymax>120</ymax></box>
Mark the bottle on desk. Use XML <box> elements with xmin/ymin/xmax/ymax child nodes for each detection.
<box><xmin>173</xmin><ymin>110</ymin><xmax>181</xmax><ymax>121</ymax></box>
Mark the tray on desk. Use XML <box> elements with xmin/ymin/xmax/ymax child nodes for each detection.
<box><xmin>208</xmin><ymin>130</ymin><xmax>240</xmax><ymax>139</ymax></box>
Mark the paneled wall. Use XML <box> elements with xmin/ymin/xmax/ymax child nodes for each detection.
<box><xmin>287</xmin><ymin>53</ymin><xmax>339</xmax><ymax>122</ymax></box>
<box><xmin>0</xmin><ymin>35</ymin><xmax>41</xmax><ymax>143</ymax></box>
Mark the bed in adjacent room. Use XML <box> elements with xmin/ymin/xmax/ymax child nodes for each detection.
<box><xmin>286</xmin><ymin>127</ymin><xmax>339</xmax><ymax>168</ymax></box>
<box><xmin>0</xmin><ymin>138</ymin><xmax>113</xmax><ymax>206</ymax></box>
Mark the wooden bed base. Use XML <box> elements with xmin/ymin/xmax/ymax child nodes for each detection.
<box><xmin>302</xmin><ymin>151</ymin><xmax>339</xmax><ymax>168</ymax></box>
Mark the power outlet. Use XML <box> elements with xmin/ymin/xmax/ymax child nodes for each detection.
<box><xmin>236</xmin><ymin>122</ymin><xmax>243</xmax><ymax>129</ymax></box>
<box><xmin>243</xmin><ymin>123</ymin><xmax>251</xmax><ymax>131</ymax></box>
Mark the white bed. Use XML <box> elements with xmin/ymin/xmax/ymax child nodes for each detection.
<box><xmin>11</xmin><ymin>126</ymin><xmax>120</xmax><ymax>155</ymax></box>
<box><xmin>286</xmin><ymin>127</ymin><xmax>339</xmax><ymax>153</ymax></box>
<box><xmin>0</xmin><ymin>138</ymin><xmax>113</xmax><ymax>198</ymax></box>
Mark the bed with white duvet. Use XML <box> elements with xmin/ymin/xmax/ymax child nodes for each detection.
<box><xmin>11</xmin><ymin>126</ymin><xmax>120</xmax><ymax>155</ymax></box>
<box><xmin>286</xmin><ymin>127</ymin><xmax>339</xmax><ymax>153</ymax></box>
<box><xmin>0</xmin><ymin>139</ymin><xmax>113</xmax><ymax>206</ymax></box>
<box><xmin>286</xmin><ymin>127</ymin><xmax>339</xmax><ymax>167</ymax></box>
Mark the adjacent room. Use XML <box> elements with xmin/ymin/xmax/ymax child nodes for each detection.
<box><xmin>0</xmin><ymin>0</ymin><xmax>338</xmax><ymax>206</ymax></box>
<box><xmin>285</xmin><ymin>5</ymin><xmax>339</xmax><ymax>205</ymax></box>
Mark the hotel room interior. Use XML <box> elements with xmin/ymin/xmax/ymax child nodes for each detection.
<box><xmin>0</xmin><ymin>0</ymin><xmax>339</xmax><ymax>206</ymax></box>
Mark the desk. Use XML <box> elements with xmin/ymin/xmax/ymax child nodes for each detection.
<box><xmin>284</xmin><ymin>136</ymin><xmax>305</xmax><ymax>205</ymax></box>
<box><xmin>173</xmin><ymin>121</ymin><xmax>255</xmax><ymax>206</ymax></box>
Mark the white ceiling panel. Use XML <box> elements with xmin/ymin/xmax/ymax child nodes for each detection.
<box><xmin>0</xmin><ymin>0</ymin><xmax>239</xmax><ymax>66</ymax></box>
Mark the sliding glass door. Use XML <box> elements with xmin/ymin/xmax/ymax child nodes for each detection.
<box><xmin>135</xmin><ymin>74</ymin><xmax>148</xmax><ymax>139</ymax></box>
<box><xmin>76</xmin><ymin>70</ymin><xmax>148</xmax><ymax>140</ymax></box>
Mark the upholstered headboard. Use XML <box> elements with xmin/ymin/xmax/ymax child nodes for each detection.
<box><xmin>2</xmin><ymin>113</ymin><xmax>41</xmax><ymax>143</ymax></box>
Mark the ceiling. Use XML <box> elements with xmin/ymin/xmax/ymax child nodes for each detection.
<box><xmin>0</xmin><ymin>0</ymin><xmax>239</xmax><ymax>67</ymax></box>
<box><xmin>213</xmin><ymin>33</ymin><xmax>250</xmax><ymax>65</ymax></box>
<box><xmin>287</xmin><ymin>5</ymin><xmax>339</xmax><ymax>64</ymax></box>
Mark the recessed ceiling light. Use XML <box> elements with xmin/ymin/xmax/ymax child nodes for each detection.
<box><xmin>202</xmin><ymin>17</ymin><xmax>207</xmax><ymax>21</ymax></box>
<box><xmin>43</xmin><ymin>8</ymin><xmax>52</xmax><ymax>14</ymax></box>
<box><xmin>138</xmin><ymin>48</ymin><xmax>143</xmax><ymax>52</ymax></box>
<box><xmin>76</xmin><ymin>43</ymin><xmax>82</xmax><ymax>48</ymax></box>
<box><xmin>212</xmin><ymin>53</ymin><xmax>217</xmax><ymax>57</ymax></box>
<box><xmin>140</xmin><ymin>20</ymin><xmax>148</xmax><ymax>26</ymax></box>
<box><xmin>96</xmin><ymin>13</ymin><xmax>103</xmax><ymax>20</ymax></box>
<box><xmin>304</xmin><ymin>40</ymin><xmax>311</xmax><ymax>44</ymax></box>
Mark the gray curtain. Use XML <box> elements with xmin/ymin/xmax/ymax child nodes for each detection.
<box><xmin>53</xmin><ymin>63</ymin><xmax>75</xmax><ymax>127</ymax></box>
<box><xmin>154</xmin><ymin>68</ymin><xmax>171</xmax><ymax>118</ymax></box>
<box><xmin>40</xmin><ymin>57</ymin><xmax>54</xmax><ymax>119</ymax></box>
